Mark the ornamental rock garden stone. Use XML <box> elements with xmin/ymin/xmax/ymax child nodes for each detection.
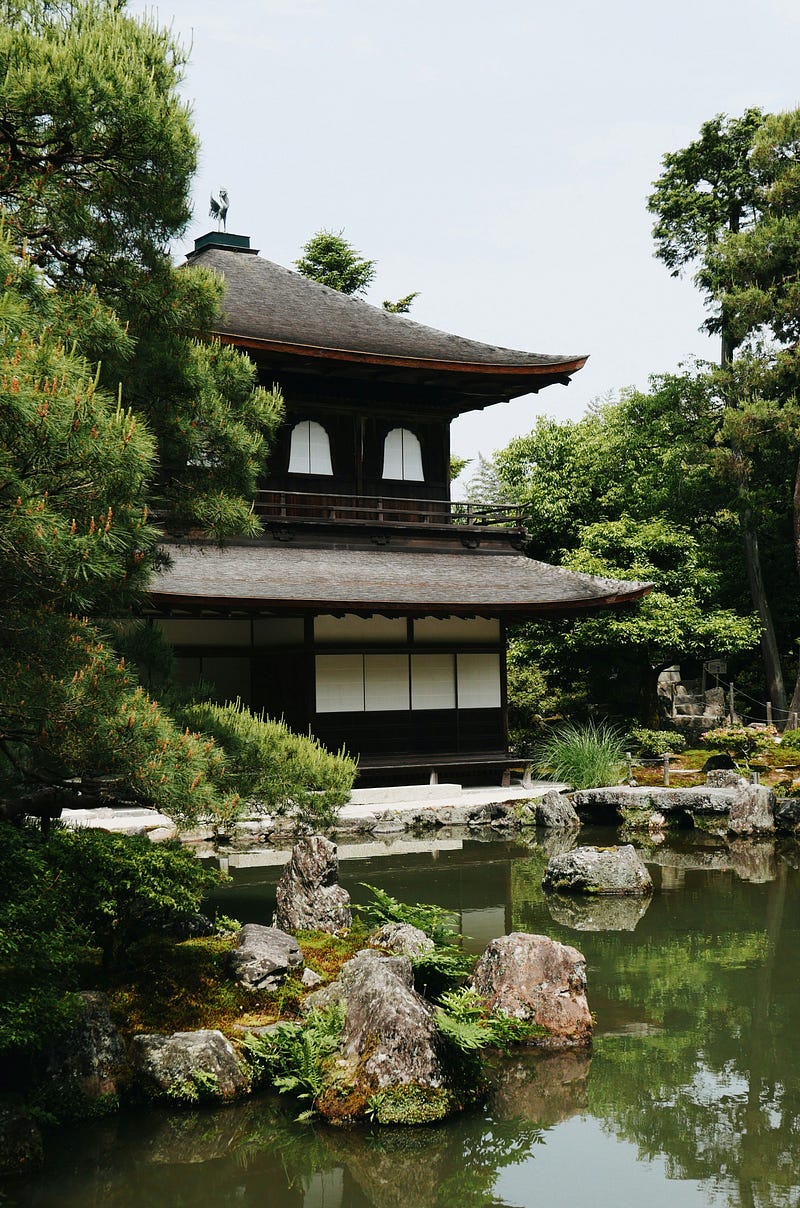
<box><xmin>469</xmin><ymin>933</ymin><xmax>592</xmax><ymax>1047</ymax></box>
<box><xmin>542</xmin><ymin>844</ymin><xmax>653</xmax><ymax>896</ymax></box>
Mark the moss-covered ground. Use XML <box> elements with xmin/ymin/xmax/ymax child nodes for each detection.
<box><xmin>104</xmin><ymin>927</ymin><xmax>368</xmax><ymax>1042</ymax></box>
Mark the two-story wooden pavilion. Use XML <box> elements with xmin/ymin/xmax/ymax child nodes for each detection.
<box><xmin>149</xmin><ymin>232</ymin><xmax>648</xmax><ymax>779</ymax></box>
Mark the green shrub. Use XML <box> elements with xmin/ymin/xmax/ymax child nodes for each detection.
<box><xmin>535</xmin><ymin>720</ymin><xmax>627</xmax><ymax>789</ymax></box>
<box><xmin>0</xmin><ymin>822</ymin><xmax>221</xmax><ymax>1056</ymax></box>
<box><xmin>780</xmin><ymin>728</ymin><xmax>800</xmax><ymax>748</ymax></box>
<box><xmin>180</xmin><ymin>699</ymin><xmax>356</xmax><ymax>830</ymax></box>
<box><xmin>628</xmin><ymin>727</ymin><xmax>687</xmax><ymax>757</ymax></box>
<box><xmin>356</xmin><ymin>884</ymin><xmax>471</xmax><ymax>998</ymax></box>
<box><xmin>700</xmin><ymin>725</ymin><xmax>778</xmax><ymax>761</ymax></box>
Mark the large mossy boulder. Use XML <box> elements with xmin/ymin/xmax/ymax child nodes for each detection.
<box><xmin>469</xmin><ymin>933</ymin><xmax>592</xmax><ymax>1048</ymax></box>
<box><xmin>542</xmin><ymin>844</ymin><xmax>652</xmax><ymax>896</ymax></box>
<box><xmin>274</xmin><ymin>836</ymin><xmax>352</xmax><ymax>933</ymax></box>
<box><xmin>131</xmin><ymin>1029</ymin><xmax>249</xmax><ymax>1105</ymax></box>
<box><xmin>312</xmin><ymin>950</ymin><xmax>456</xmax><ymax>1124</ymax></box>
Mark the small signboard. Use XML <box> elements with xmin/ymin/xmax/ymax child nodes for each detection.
<box><xmin>705</xmin><ymin>659</ymin><xmax>727</xmax><ymax>676</ymax></box>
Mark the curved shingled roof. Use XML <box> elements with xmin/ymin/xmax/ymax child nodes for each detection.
<box><xmin>151</xmin><ymin>542</ymin><xmax>650</xmax><ymax>616</ymax></box>
<box><xmin>186</xmin><ymin>238</ymin><xmax>587</xmax><ymax>385</ymax></box>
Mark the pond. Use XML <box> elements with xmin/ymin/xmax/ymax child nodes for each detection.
<box><xmin>11</xmin><ymin>827</ymin><xmax>800</xmax><ymax>1208</ymax></box>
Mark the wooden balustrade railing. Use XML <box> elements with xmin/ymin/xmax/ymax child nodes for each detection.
<box><xmin>254</xmin><ymin>490</ymin><xmax>524</xmax><ymax>529</ymax></box>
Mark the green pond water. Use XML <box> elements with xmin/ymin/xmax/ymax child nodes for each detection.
<box><xmin>10</xmin><ymin>827</ymin><xmax>800</xmax><ymax>1208</ymax></box>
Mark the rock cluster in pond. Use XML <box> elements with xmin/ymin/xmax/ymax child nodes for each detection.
<box><xmin>274</xmin><ymin>835</ymin><xmax>352</xmax><ymax>932</ymax></box>
<box><xmin>542</xmin><ymin>844</ymin><xmax>653</xmax><ymax>896</ymax></box>
<box><xmin>229</xmin><ymin>924</ymin><xmax>304</xmax><ymax>991</ymax></box>
<box><xmin>469</xmin><ymin>933</ymin><xmax>592</xmax><ymax>1048</ymax></box>
<box><xmin>131</xmin><ymin>1029</ymin><xmax>249</xmax><ymax>1103</ymax></box>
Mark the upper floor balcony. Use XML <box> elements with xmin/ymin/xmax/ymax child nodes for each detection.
<box><xmin>254</xmin><ymin>489</ymin><xmax>526</xmax><ymax>536</ymax></box>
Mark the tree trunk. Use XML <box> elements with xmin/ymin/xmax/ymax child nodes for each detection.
<box><xmin>786</xmin><ymin>454</ymin><xmax>800</xmax><ymax>725</ymax></box>
<box><xmin>740</xmin><ymin>504</ymin><xmax>787</xmax><ymax>717</ymax></box>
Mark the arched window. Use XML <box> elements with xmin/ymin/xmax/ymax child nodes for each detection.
<box><xmin>288</xmin><ymin>420</ymin><xmax>333</xmax><ymax>475</ymax></box>
<box><xmin>382</xmin><ymin>427</ymin><xmax>424</xmax><ymax>481</ymax></box>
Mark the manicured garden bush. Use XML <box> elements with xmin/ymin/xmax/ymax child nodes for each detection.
<box><xmin>700</xmin><ymin>725</ymin><xmax>778</xmax><ymax>763</ymax></box>
<box><xmin>180</xmin><ymin>699</ymin><xmax>357</xmax><ymax>830</ymax></box>
<box><xmin>628</xmin><ymin>727</ymin><xmax>687</xmax><ymax>756</ymax></box>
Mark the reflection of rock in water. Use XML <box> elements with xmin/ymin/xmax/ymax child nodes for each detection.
<box><xmin>729</xmin><ymin>838</ymin><xmax>777</xmax><ymax>883</ymax></box>
<box><xmin>489</xmin><ymin>1048</ymin><xmax>591</xmax><ymax>1126</ymax></box>
<box><xmin>779</xmin><ymin>839</ymin><xmax>800</xmax><ymax>869</ymax></box>
<box><xmin>545</xmin><ymin>893</ymin><xmax>651</xmax><ymax>932</ymax></box>
<box><xmin>130</xmin><ymin>1106</ymin><xmax>257</xmax><ymax>1165</ymax></box>
<box><xmin>321</xmin><ymin>1096</ymin><xmax>546</xmax><ymax>1208</ymax></box>
<box><xmin>536</xmin><ymin>830</ymin><xmax>581</xmax><ymax>860</ymax></box>
<box><xmin>321</xmin><ymin>1125</ymin><xmax>460</xmax><ymax>1208</ymax></box>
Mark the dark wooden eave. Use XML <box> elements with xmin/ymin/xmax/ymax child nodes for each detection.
<box><xmin>185</xmin><ymin>238</ymin><xmax>588</xmax><ymax>410</ymax></box>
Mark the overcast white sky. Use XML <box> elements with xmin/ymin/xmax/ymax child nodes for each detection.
<box><xmin>135</xmin><ymin>0</ymin><xmax>800</xmax><ymax>475</ymax></box>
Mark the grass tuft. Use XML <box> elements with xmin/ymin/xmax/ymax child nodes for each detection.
<box><xmin>535</xmin><ymin>720</ymin><xmax>627</xmax><ymax>789</ymax></box>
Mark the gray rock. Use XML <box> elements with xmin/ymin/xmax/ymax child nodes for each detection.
<box><xmin>470</xmin><ymin>933</ymin><xmax>592</xmax><ymax>1047</ymax></box>
<box><xmin>131</xmin><ymin>1030</ymin><xmax>249</xmax><ymax>1103</ymax></box>
<box><xmin>728</xmin><ymin>784</ymin><xmax>775</xmax><ymax>835</ymax></box>
<box><xmin>301</xmin><ymin>967</ymin><xmax>324</xmax><ymax>989</ymax></box>
<box><xmin>536</xmin><ymin>791</ymin><xmax>580</xmax><ymax>830</ymax></box>
<box><xmin>368</xmin><ymin>922</ymin><xmax>435</xmax><ymax>958</ymax></box>
<box><xmin>542</xmin><ymin>844</ymin><xmax>653</xmax><ymax>895</ymax></box>
<box><xmin>705</xmin><ymin>769</ymin><xmax>747</xmax><ymax>788</ymax></box>
<box><xmin>775</xmin><ymin>797</ymin><xmax>800</xmax><ymax>833</ymax></box>
<box><xmin>316</xmin><ymin>950</ymin><xmax>453</xmax><ymax>1122</ymax></box>
<box><xmin>229</xmin><ymin>924</ymin><xmax>303</xmax><ymax>991</ymax></box>
<box><xmin>274</xmin><ymin>836</ymin><xmax>352</xmax><ymax>933</ymax></box>
<box><xmin>571</xmin><ymin>786</ymin><xmax>735</xmax><ymax>819</ymax></box>
<box><xmin>40</xmin><ymin>991</ymin><xmax>126</xmax><ymax>1114</ymax></box>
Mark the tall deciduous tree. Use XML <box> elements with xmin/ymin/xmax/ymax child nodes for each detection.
<box><xmin>649</xmin><ymin>109</ymin><xmax>792</xmax><ymax>715</ymax></box>
<box><xmin>647</xmin><ymin>108</ymin><xmax>765</xmax><ymax>366</ymax></box>
<box><xmin>700</xmin><ymin>109</ymin><xmax>800</xmax><ymax>718</ymax></box>
<box><xmin>492</xmin><ymin>378</ymin><xmax>763</xmax><ymax>722</ymax></box>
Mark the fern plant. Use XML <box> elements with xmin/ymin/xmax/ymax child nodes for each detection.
<box><xmin>356</xmin><ymin>883</ymin><xmax>459</xmax><ymax>946</ymax></box>
<box><xmin>241</xmin><ymin>1003</ymin><xmax>343</xmax><ymax>1115</ymax></box>
<box><xmin>435</xmin><ymin>988</ymin><xmax>547</xmax><ymax>1052</ymax></box>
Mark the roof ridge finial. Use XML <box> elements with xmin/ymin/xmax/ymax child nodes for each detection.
<box><xmin>209</xmin><ymin>188</ymin><xmax>229</xmax><ymax>232</ymax></box>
